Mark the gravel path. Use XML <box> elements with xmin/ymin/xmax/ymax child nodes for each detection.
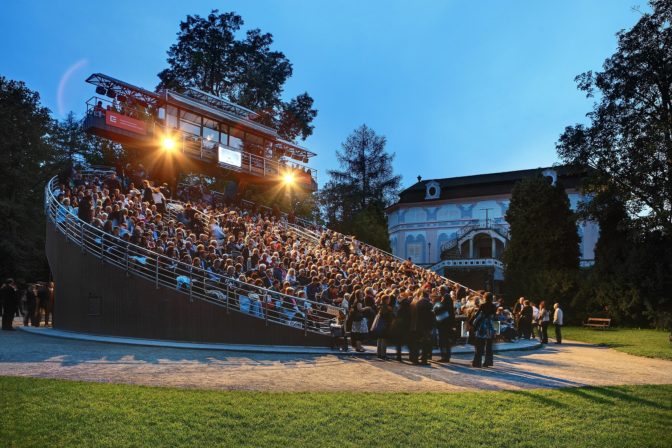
<box><xmin>1</xmin><ymin>330</ymin><xmax>670</xmax><ymax>392</ymax></box>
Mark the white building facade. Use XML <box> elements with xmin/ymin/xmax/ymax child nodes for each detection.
<box><xmin>385</xmin><ymin>167</ymin><xmax>599</xmax><ymax>291</ymax></box>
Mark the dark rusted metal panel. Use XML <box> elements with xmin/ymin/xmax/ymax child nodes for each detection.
<box><xmin>46</xmin><ymin>224</ymin><xmax>331</xmax><ymax>347</ymax></box>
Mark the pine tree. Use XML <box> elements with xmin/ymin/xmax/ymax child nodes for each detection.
<box><xmin>320</xmin><ymin>125</ymin><xmax>401</xmax><ymax>250</ymax></box>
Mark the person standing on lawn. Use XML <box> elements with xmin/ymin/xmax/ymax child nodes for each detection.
<box><xmin>1</xmin><ymin>279</ymin><xmax>19</xmax><ymax>331</ymax></box>
<box><xmin>553</xmin><ymin>303</ymin><xmax>564</xmax><ymax>344</ymax></box>
<box><xmin>537</xmin><ymin>301</ymin><xmax>550</xmax><ymax>344</ymax></box>
<box><xmin>519</xmin><ymin>300</ymin><xmax>533</xmax><ymax>339</ymax></box>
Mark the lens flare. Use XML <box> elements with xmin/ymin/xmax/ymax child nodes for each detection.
<box><xmin>162</xmin><ymin>137</ymin><xmax>176</xmax><ymax>151</ymax></box>
<box><xmin>57</xmin><ymin>59</ymin><xmax>88</xmax><ymax>116</ymax></box>
<box><xmin>283</xmin><ymin>173</ymin><xmax>295</xmax><ymax>185</ymax></box>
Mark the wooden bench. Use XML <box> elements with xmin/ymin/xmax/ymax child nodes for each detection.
<box><xmin>583</xmin><ymin>317</ymin><xmax>611</xmax><ymax>329</ymax></box>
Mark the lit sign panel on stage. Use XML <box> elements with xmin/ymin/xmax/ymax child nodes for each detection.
<box><xmin>105</xmin><ymin>111</ymin><xmax>147</xmax><ymax>135</ymax></box>
<box><xmin>218</xmin><ymin>145</ymin><xmax>242</xmax><ymax>167</ymax></box>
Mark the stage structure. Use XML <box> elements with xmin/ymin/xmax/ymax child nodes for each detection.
<box><xmin>83</xmin><ymin>73</ymin><xmax>317</xmax><ymax>191</ymax></box>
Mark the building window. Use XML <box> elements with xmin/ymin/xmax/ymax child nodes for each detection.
<box><xmin>425</xmin><ymin>181</ymin><xmax>441</xmax><ymax>200</ymax></box>
<box><xmin>229</xmin><ymin>128</ymin><xmax>244</xmax><ymax>150</ymax></box>
<box><xmin>407</xmin><ymin>243</ymin><xmax>423</xmax><ymax>264</ymax></box>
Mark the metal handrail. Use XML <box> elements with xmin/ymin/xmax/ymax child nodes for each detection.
<box><xmin>45</xmin><ymin>177</ymin><xmax>339</xmax><ymax>335</ymax></box>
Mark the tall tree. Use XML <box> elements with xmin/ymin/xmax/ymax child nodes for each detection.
<box><xmin>574</xmin><ymin>184</ymin><xmax>672</xmax><ymax>328</ymax></box>
<box><xmin>50</xmin><ymin>112</ymin><xmax>126</xmax><ymax>168</ymax></box>
<box><xmin>0</xmin><ymin>76</ymin><xmax>61</xmax><ymax>280</ymax></box>
<box><xmin>556</xmin><ymin>0</ymin><xmax>672</xmax><ymax>232</ymax></box>
<box><xmin>320</xmin><ymin>125</ymin><xmax>401</xmax><ymax>250</ymax></box>
<box><xmin>157</xmin><ymin>10</ymin><xmax>317</xmax><ymax>141</ymax></box>
<box><xmin>503</xmin><ymin>176</ymin><xmax>580</xmax><ymax>303</ymax></box>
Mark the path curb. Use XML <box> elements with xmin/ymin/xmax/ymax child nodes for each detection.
<box><xmin>19</xmin><ymin>326</ymin><xmax>542</xmax><ymax>356</ymax></box>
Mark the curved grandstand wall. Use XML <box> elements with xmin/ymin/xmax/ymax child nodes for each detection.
<box><xmin>46</xmin><ymin>223</ymin><xmax>331</xmax><ymax>346</ymax></box>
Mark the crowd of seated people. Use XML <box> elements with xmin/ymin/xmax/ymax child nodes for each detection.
<box><xmin>52</xmin><ymin>168</ymin><xmax>535</xmax><ymax>361</ymax></box>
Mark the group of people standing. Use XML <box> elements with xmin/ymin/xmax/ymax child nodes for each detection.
<box><xmin>513</xmin><ymin>297</ymin><xmax>564</xmax><ymax>344</ymax></box>
<box><xmin>0</xmin><ymin>279</ymin><xmax>53</xmax><ymax>331</ymax></box>
<box><xmin>346</xmin><ymin>283</ymin><xmax>459</xmax><ymax>365</ymax></box>
<box><xmin>343</xmin><ymin>282</ymin><xmax>506</xmax><ymax>368</ymax></box>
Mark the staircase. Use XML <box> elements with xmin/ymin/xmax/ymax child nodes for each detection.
<box><xmin>439</xmin><ymin>219</ymin><xmax>509</xmax><ymax>261</ymax></box>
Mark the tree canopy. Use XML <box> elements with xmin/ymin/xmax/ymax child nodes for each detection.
<box><xmin>320</xmin><ymin>125</ymin><xmax>401</xmax><ymax>250</ymax></box>
<box><xmin>0</xmin><ymin>76</ymin><xmax>61</xmax><ymax>280</ymax></box>
<box><xmin>503</xmin><ymin>175</ymin><xmax>580</xmax><ymax>304</ymax></box>
<box><xmin>157</xmin><ymin>10</ymin><xmax>317</xmax><ymax>142</ymax></box>
<box><xmin>556</xmin><ymin>0</ymin><xmax>672</xmax><ymax>232</ymax></box>
<box><xmin>573</xmin><ymin>187</ymin><xmax>672</xmax><ymax>328</ymax></box>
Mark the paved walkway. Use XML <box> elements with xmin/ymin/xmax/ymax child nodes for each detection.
<box><xmin>1</xmin><ymin>329</ymin><xmax>671</xmax><ymax>392</ymax></box>
<box><xmin>17</xmin><ymin>326</ymin><xmax>541</xmax><ymax>355</ymax></box>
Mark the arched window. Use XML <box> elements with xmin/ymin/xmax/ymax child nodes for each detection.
<box><xmin>405</xmin><ymin>234</ymin><xmax>426</xmax><ymax>264</ymax></box>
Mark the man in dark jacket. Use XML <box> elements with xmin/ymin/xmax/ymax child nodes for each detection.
<box><xmin>104</xmin><ymin>173</ymin><xmax>122</xmax><ymax>193</ymax></box>
<box><xmin>23</xmin><ymin>284</ymin><xmax>37</xmax><ymax>327</ymax></box>
<box><xmin>391</xmin><ymin>291</ymin><xmax>412</xmax><ymax>361</ymax></box>
<box><xmin>519</xmin><ymin>300</ymin><xmax>534</xmax><ymax>339</ymax></box>
<box><xmin>77</xmin><ymin>193</ymin><xmax>93</xmax><ymax>224</ymax></box>
<box><xmin>305</xmin><ymin>277</ymin><xmax>322</xmax><ymax>302</ymax></box>
<box><xmin>36</xmin><ymin>283</ymin><xmax>50</xmax><ymax>327</ymax></box>
<box><xmin>433</xmin><ymin>288</ymin><xmax>455</xmax><ymax>362</ymax></box>
<box><xmin>409</xmin><ymin>290</ymin><xmax>434</xmax><ymax>365</ymax></box>
<box><xmin>1</xmin><ymin>279</ymin><xmax>19</xmax><ymax>330</ymax></box>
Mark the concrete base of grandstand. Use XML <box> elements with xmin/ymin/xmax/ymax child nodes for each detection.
<box><xmin>19</xmin><ymin>326</ymin><xmax>542</xmax><ymax>355</ymax></box>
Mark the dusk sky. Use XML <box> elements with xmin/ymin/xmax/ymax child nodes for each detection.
<box><xmin>0</xmin><ymin>0</ymin><xmax>644</xmax><ymax>189</ymax></box>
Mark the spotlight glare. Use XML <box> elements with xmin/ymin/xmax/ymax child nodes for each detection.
<box><xmin>283</xmin><ymin>173</ymin><xmax>295</xmax><ymax>185</ymax></box>
<box><xmin>162</xmin><ymin>137</ymin><xmax>176</xmax><ymax>151</ymax></box>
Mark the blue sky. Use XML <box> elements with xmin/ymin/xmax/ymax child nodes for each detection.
<box><xmin>0</xmin><ymin>0</ymin><xmax>644</xmax><ymax>189</ymax></box>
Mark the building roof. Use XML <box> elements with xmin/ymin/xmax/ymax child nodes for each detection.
<box><xmin>390</xmin><ymin>165</ymin><xmax>584</xmax><ymax>208</ymax></box>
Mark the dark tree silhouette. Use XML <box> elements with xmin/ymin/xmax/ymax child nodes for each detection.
<box><xmin>557</xmin><ymin>0</ymin><xmax>672</xmax><ymax>232</ymax></box>
<box><xmin>503</xmin><ymin>176</ymin><xmax>580</xmax><ymax>303</ymax></box>
<box><xmin>0</xmin><ymin>77</ymin><xmax>62</xmax><ymax>280</ymax></box>
<box><xmin>157</xmin><ymin>10</ymin><xmax>317</xmax><ymax>142</ymax></box>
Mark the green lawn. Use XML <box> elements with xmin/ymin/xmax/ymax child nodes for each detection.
<box><xmin>0</xmin><ymin>377</ymin><xmax>670</xmax><ymax>447</ymax></box>
<box><xmin>562</xmin><ymin>326</ymin><xmax>672</xmax><ymax>360</ymax></box>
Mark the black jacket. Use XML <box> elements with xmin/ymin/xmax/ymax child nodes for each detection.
<box><xmin>520</xmin><ymin>305</ymin><xmax>533</xmax><ymax>323</ymax></box>
<box><xmin>0</xmin><ymin>285</ymin><xmax>18</xmax><ymax>310</ymax></box>
<box><xmin>410</xmin><ymin>297</ymin><xmax>434</xmax><ymax>333</ymax></box>
<box><xmin>78</xmin><ymin>196</ymin><xmax>93</xmax><ymax>223</ymax></box>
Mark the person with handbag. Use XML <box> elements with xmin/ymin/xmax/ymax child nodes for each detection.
<box><xmin>472</xmin><ymin>292</ymin><xmax>497</xmax><ymax>368</ymax></box>
<box><xmin>349</xmin><ymin>289</ymin><xmax>370</xmax><ymax>353</ymax></box>
<box><xmin>433</xmin><ymin>287</ymin><xmax>455</xmax><ymax>362</ymax></box>
<box><xmin>371</xmin><ymin>294</ymin><xmax>394</xmax><ymax>359</ymax></box>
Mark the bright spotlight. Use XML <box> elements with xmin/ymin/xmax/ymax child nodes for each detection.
<box><xmin>283</xmin><ymin>172</ymin><xmax>295</xmax><ymax>185</ymax></box>
<box><xmin>162</xmin><ymin>136</ymin><xmax>176</xmax><ymax>151</ymax></box>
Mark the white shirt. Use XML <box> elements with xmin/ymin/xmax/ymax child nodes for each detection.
<box><xmin>553</xmin><ymin>308</ymin><xmax>564</xmax><ymax>326</ymax></box>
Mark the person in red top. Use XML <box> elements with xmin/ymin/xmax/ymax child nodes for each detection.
<box><xmin>93</xmin><ymin>100</ymin><xmax>105</xmax><ymax>117</ymax></box>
